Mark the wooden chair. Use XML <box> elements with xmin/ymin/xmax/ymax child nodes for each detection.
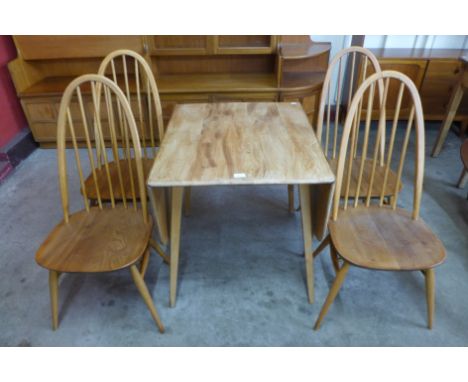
<box><xmin>35</xmin><ymin>74</ymin><xmax>164</xmax><ymax>332</ymax></box>
<box><xmin>313</xmin><ymin>70</ymin><xmax>446</xmax><ymax>330</ymax></box>
<box><xmin>289</xmin><ymin>47</ymin><xmax>384</xmax><ymax>212</ymax></box>
<box><xmin>84</xmin><ymin>49</ymin><xmax>164</xmax><ymax>202</ymax></box>
<box><xmin>315</xmin><ymin>47</ymin><xmax>402</xmax><ymax>201</ymax></box>
<box><xmin>95</xmin><ymin>49</ymin><xmax>169</xmax><ymax>262</ymax></box>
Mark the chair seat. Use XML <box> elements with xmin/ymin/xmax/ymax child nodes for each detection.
<box><xmin>328</xmin><ymin>157</ymin><xmax>402</xmax><ymax>198</ymax></box>
<box><xmin>36</xmin><ymin>207</ymin><xmax>152</xmax><ymax>273</ymax></box>
<box><xmin>329</xmin><ymin>206</ymin><xmax>445</xmax><ymax>271</ymax></box>
<box><xmin>83</xmin><ymin>158</ymin><xmax>155</xmax><ymax>201</ymax></box>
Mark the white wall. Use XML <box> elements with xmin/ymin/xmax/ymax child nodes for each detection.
<box><xmin>312</xmin><ymin>35</ymin><xmax>352</xmax><ymax>60</ymax></box>
<box><xmin>311</xmin><ymin>35</ymin><xmax>468</xmax><ymax>58</ymax></box>
<box><xmin>364</xmin><ymin>35</ymin><xmax>468</xmax><ymax>50</ymax></box>
<box><xmin>311</xmin><ymin>36</ymin><xmax>352</xmax><ymax>103</ymax></box>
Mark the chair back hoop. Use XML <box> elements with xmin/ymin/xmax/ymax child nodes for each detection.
<box><xmin>56</xmin><ymin>74</ymin><xmax>148</xmax><ymax>224</ymax></box>
<box><xmin>316</xmin><ymin>46</ymin><xmax>384</xmax><ymax>161</ymax></box>
<box><xmin>332</xmin><ymin>70</ymin><xmax>425</xmax><ymax>221</ymax></box>
<box><xmin>98</xmin><ymin>49</ymin><xmax>164</xmax><ymax>152</ymax></box>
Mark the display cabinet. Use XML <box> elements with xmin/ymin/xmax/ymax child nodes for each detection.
<box><xmin>8</xmin><ymin>35</ymin><xmax>331</xmax><ymax>147</ymax></box>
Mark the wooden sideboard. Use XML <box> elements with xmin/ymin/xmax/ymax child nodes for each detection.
<box><xmin>357</xmin><ymin>48</ymin><xmax>468</xmax><ymax>126</ymax></box>
<box><xmin>8</xmin><ymin>35</ymin><xmax>331</xmax><ymax>147</ymax></box>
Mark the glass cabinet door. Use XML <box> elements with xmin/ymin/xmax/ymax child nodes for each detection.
<box><xmin>215</xmin><ymin>36</ymin><xmax>277</xmax><ymax>54</ymax></box>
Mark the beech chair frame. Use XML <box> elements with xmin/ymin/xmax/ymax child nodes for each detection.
<box><xmin>97</xmin><ymin>49</ymin><xmax>170</xmax><ymax>263</ymax></box>
<box><xmin>36</xmin><ymin>74</ymin><xmax>164</xmax><ymax>332</ymax></box>
<box><xmin>312</xmin><ymin>46</ymin><xmax>403</xmax><ymax>223</ymax></box>
<box><xmin>332</xmin><ymin>71</ymin><xmax>423</xmax><ymax>218</ymax></box>
<box><xmin>289</xmin><ymin>47</ymin><xmax>383</xmax><ymax>213</ymax></box>
<box><xmin>98</xmin><ymin>49</ymin><xmax>164</xmax><ymax>158</ymax></box>
<box><xmin>316</xmin><ymin>46</ymin><xmax>384</xmax><ymax>161</ymax></box>
<box><xmin>313</xmin><ymin>70</ymin><xmax>446</xmax><ymax>330</ymax></box>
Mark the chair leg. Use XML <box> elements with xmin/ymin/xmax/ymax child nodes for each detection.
<box><xmin>432</xmin><ymin>80</ymin><xmax>464</xmax><ymax>157</ymax></box>
<box><xmin>49</xmin><ymin>270</ymin><xmax>59</xmax><ymax>330</ymax></box>
<box><xmin>425</xmin><ymin>268</ymin><xmax>435</xmax><ymax>329</ymax></box>
<box><xmin>288</xmin><ymin>185</ymin><xmax>295</xmax><ymax>213</ymax></box>
<box><xmin>330</xmin><ymin>244</ymin><xmax>340</xmax><ymax>273</ymax></box>
<box><xmin>149</xmin><ymin>238</ymin><xmax>170</xmax><ymax>264</ymax></box>
<box><xmin>184</xmin><ymin>187</ymin><xmax>192</xmax><ymax>217</ymax></box>
<box><xmin>313</xmin><ymin>234</ymin><xmax>330</xmax><ymax>258</ymax></box>
<box><xmin>130</xmin><ymin>265</ymin><xmax>164</xmax><ymax>333</ymax></box>
<box><xmin>457</xmin><ymin>168</ymin><xmax>468</xmax><ymax>188</ymax></box>
<box><xmin>314</xmin><ymin>261</ymin><xmax>350</xmax><ymax>330</ymax></box>
<box><xmin>140</xmin><ymin>249</ymin><xmax>150</xmax><ymax>278</ymax></box>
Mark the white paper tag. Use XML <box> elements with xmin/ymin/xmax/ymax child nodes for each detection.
<box><xmin>233</xmin><ymin>173</ymin><xmax>247</xmax><ymax>179</ymax></box>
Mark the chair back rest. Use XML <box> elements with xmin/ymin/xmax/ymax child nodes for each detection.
<box><xmin>332</xmin><ymin>70</ymin><xmax>425</xmax><ymax>221</ymax></box>
<box><xmin>56</xmin><ymin>74</ymin><xmax>148</xmax><ymax>223</ymax></box>
<box><xmin>316</xmin><ymin>47</ymin><xmax>383</xmax><ymax>160</ymax></box>
<box><xmin>98</xmin><ymin>49</ymin><xmax>164</xmax><ymax>156</ymax></box>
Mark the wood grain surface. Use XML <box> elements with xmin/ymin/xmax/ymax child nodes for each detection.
<box><xmin>148</xmin><ymin>102</ymin><xmax>335</xmax><ymax>187</ymax></box>
<box><xmin>36</xmin><ymin>207</ymin><xmax>153</xmax><ymax>273</ymax></box>
<box><xmin>328</xmin><ymin>206</ymin><xmax>446</xmax><ymax>271</ymax></box>
<box><xmin>83</xmin><ymin>158</ymin><xmax>155</xmax><ymax>201</ymax></box>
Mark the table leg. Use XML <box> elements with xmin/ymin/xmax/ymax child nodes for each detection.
<box><xmin>288</xmin><ymin>185</ymin><xmax>295</xmax><ymax>212</ymax></box>
<box><xmin>170</xmin><ymin>186</ymin><xmax>184</xmax><ymax>307</ymax></box>
<box><xmin>148</xmin><ymin>187</ymin><xmax>169</xmax><ymax>246</ymax></box>
<box><xmin>299</xmin><ymin>184</ymin><xmax>314</xmax><ymax>304</ymax></box>
<box><xmin>431</xmin><ymin>80</ymin><xmax>465</xmax><ymax>157</ymax></box>
<box><xmin>311</xmin><ymin>182</ymin><xmax>335</xmax><ymax>241</ymax></box>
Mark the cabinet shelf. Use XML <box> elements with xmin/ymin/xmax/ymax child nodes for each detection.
<box><xmin>20</xmin><ymin>71</ymin><xmax>329</xmax><ymax>99</ymax></box>
<box><xmin>20</xmin><ymin>73</ymin><xmax>278</xmax><ymax>98</ymax></box>
<box><xmin>157</xmin><ymin>73</ymin><xmax>277</xmax><ymax>94</ymax></box>
<box><xmin>279</xmin><ymin>72</ymin><xmax>326</xmax><ymax>92</ymax></box>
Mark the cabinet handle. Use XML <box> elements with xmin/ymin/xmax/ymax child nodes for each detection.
<box><xmin>143</xmin><ymin>42</ymin><xmax>148</xmax><ymax>54</ymax></box>
<box><xmin>454</xmin><ymin>68</ymin><xmax>460</xmax><ymax>75</ymax></box>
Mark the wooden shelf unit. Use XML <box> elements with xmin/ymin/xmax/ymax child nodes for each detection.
<box><xmin>8</xmin><ymin>35</ymin><xmax>331</xmax><ymax>146</ymax></box>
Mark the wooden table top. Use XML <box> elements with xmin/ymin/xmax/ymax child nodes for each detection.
<box><xmin>148</xmin><ymin>102</ymin><xmax>335</xmax><ymax>187</ymax></box>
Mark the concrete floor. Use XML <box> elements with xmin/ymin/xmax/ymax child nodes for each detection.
<box><xmin>0</xmin><ymin>124</ymin><xmax>467</xmax><ymax>346</ymax></box>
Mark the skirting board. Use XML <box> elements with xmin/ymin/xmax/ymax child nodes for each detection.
<box><xmin>0</xmin><ymin>129</ymin><xmax>37</xmax><ymax>183</ymax></box>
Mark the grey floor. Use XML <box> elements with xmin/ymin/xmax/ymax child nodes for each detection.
<box><xmin>0</xmin><ymin>125</ymin><xmax>467</xmax><ymax>346</ymax></box>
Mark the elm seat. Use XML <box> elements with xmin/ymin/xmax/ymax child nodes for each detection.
<box><xmin>329</xmin><ymin>206</ymin><xmax>445</xmax><ymax>271</ymax></box>
<box><xmin>83</xmin><ymin>158</ymin><xmax>155</xmax><ymax>201</ymax></box>
<box><xmin>328</xmin><ymin>158</ymin><xmax>402</xmax><ymax>198</ymax></box>
<box><xmin>36</xmin><ymin>207</ymin><xmax>153</xmax><ymax>273</ymax></box>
